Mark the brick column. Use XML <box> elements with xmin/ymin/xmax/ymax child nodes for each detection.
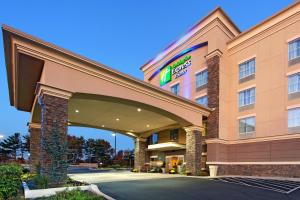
<box><xmin>185</xmin><ymin>126</ymin><xmax>203</xmax><ymax>176</ymax></box>
<box><xmin>134</xmin><ymin>138</ymin><xmax>147</xmax><ymax>171</ymax></box>
<box><xmin>28</xmin><ymin>123</ymin><xmax>41</xmax><ymax>173</ymax></box>
<box><xmin>205</xmin><ymin>49</ymin><xmax>222</xmax><ymax>139</ymax></box>
<box><xmin>36</xmin><ymin>84</ymin><xmax>72</xmax><ymax>185</ymax></box>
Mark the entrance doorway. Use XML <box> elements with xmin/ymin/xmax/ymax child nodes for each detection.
<box><xmin>165</xmin><ymin>155</ymin><xmax>184</xmax><ymax>172</ymax></box>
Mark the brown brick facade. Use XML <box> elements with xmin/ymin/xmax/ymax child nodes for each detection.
<box><xmin>134</xmin><ymin>138</ymin><xmax>147</xmax><ymax>170</ymax></box>
<box><xmin>216</xmin><ymin>164</ymin><xmax>300</xmax><ymax>178</ymax></box>
<box><xmin>185</xmin><ymin>127</ymin><xmax>202</xmax><ymax>175</ymax></box>
<box><xmin>29</xmin><ymin>124</ymin><xmax>41</xmax><ymax>172</ymax></box>
<box><xmin>206</xmin><ymin>54</ymin><xmax>220</xmax><ymax>139</ymax></box>
<box><xmin>207</xmin><ymin>138</ymin><xmax>300</xmax><ymax>163</ymax></box>
<box><xmin>38</xmin><ymin>94</ymin><xmax>68</xmax><ymax>182</ymax></box>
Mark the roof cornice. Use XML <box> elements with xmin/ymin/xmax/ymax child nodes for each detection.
<box><xmin>227</xmin><ymin>1</ymin><xmax>300</xmax><ymax>50</ymax></box>
<box><xmin>140</xmin><ymin>7</ymin><xmax>240</xmax><ymax>72</ymax></box>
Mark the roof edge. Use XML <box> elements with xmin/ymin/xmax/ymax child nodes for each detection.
<box><xmin>227</xmin><ymin>1</ymin><xmax>300</xmax><ymax>46</ymax></box>
<box><xmin>139</xmin><ymin>6</ymin><xmax>241</xmax><ymax>71</ymax></box>
<box><xmin>1</xmin><ymin>24</ymin><xmax>212</xmax><ymax>114</ymax></box>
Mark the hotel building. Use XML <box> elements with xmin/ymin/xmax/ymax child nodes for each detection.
<box><xmin>140</xmin><ymin>2</ymin><xmax>300</xmax><ymax>177</ymax></box>
<box><xmin>2</xmin><ymin>1</ymin><xmax>300</xmax><ymax>179</ymax></box>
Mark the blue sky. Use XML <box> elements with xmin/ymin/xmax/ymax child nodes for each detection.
<box><xmin>0</xmin><ymin>0</ymin><xmax>295</xmax><ymax>150</ymax></box>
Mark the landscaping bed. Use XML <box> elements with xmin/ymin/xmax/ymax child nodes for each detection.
<box><xmin>0</xmin><ymin>164</ymin><xmax>107</xmax><ymax>199</ymax></box>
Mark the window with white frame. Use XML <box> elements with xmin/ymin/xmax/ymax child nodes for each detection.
<box><xmin>239</xmin><ymin>116</ymin><xmax>255</xmax><ymax>134</ymax></box>
<box><xmin>288</xmin><ymin>73</ymin><xmax>300</xmax><ymax>94</ymax></box>
<box><xmin>196</xmin><ymin>95</ymin><xmax>208</xmax><ymax>107</ymax></box>
<box><xmin>289</xmin><ymin>38</ymin><xmax>300</xmax><ymax>61</ymax></box>
<box><xmin>239</xmin><ymin>58</ymin><xmax>255</xmax><ymax>79</ymax></box>
<box><xmin>239</xmin><ymin>87</ymin><xmax>255</xmax><ymax>107</ymax></box>
<box><xmin>171</xmin><ymin>83</ymin><xmax>180</xmax><ymax>95</ymax></box>
<box><xmin>196</xmin><ymin>69</ymin><xmax>208</xmax><ymax>88</ymax></box>
<box><xmin>288</xmin><ymin>108</ymin><xmax>300</xmax><ymax>128</ymax></box>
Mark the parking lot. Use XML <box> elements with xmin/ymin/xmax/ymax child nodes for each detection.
<box><xmin>70</xmin><ymin>170</ymin><xmax>300</xmax><ymax>200</ymax></box>
<box><xmin>211</xmin><ymin>177</ymin><xmax>300</xmax><ymax>194</ymax></box>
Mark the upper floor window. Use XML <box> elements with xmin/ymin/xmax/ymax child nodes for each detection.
<box><xmin>239</xmin><ymin>116</ymin><xmax>255</xmax><ymax>134</ymax></box>
<box><xmin>288</xmin><ymin>108</ymin><xmax>300</xmax><ymax>128</ymax></box>
<box><xmin>239</xmin><ymin>87</ymin><xmax>255</xmax><ymax>107</ymax></box>
<box><xmin>288</xmin><ymin>73</ymin><xmax>300</xmax><ymax>94</ymax></box>
<box><xmin>239</xmin><ymin>58</ymin><xmax>255</xmax><ymax>80</ymax></box>
<box><xmin>289</xmin><ymin>39</ymin><xmax>300</xmax><ymax>61</ymax></box>
<box><xmin>171</xmin><ymin>83</ymin><xmax>180</xmax><ymax>95</ymax></box>
<box><xmin>170</xmin><ymin>129</ymin><xmax>179</xmax><ymax>141</ymax></box>
<box><xmin>196</xmin><ymin>95</ymin><xmax>208</xmax><ymax>107</ymax></box>
<box><xmin>148</xmin><ymin>133</ymin><xmax>158</xmax><ymax>145</ymax></box>
<box><xmin>196</xmin><ymin>69</ymin><xmax>208</xmax><ymax>88</ymax></box>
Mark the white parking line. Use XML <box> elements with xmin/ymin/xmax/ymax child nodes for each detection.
<box><xmin>214</xmin><ymin>177</ymin><xmax>300</xmax><ymax>194</ymax></box>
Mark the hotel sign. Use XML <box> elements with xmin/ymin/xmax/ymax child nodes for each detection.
<box><xmin>160</xmin><ymin>55</ymin><xmax>191</xmax><ymax>86</ymax></box>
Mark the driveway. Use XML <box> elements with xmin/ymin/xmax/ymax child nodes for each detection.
<box><xmin>69</xmin><ymin>171</ymin><xmax>300</xmax><ymax>200</ymax></box>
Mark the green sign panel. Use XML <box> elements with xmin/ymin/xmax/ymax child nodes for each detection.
<box><xmin>160</xmin><ymin>66</ymin><xmax>172</xmax><ymax>86</ymax></box>
<box><xmin>159</xmin><ymin>55</ymin><xmax>192</xmax><ymax>86</ymax></box>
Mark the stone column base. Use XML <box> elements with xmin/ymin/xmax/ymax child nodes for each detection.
<box><xmin>215</xmin><ymin>164</ymin><xmax>300</xmax><ymax>178</ymax></box>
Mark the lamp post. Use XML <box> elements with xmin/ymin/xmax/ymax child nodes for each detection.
<box><xmin>112</xmin><ymin>133</ymin><xmax>117</xmax><ymax>159</ymax></box>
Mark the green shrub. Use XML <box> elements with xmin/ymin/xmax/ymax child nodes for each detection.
<box><xmin>21</xmin><ymin>173</ymin><xmax>36</xmax><ymax>182</ymax></box>
<box><xmin>0</xmin><ymin>164</ymin><xmax>22</xmax><ymax>199</ymax></box>
<box><xmin>33</xmin><ymin>175</ymin><xmax>49</xmax><ymax>189</ymax></box>
<box><xmin>111</xmin><ymin>164</ymin><xmax>121</xmax><ymax>169</ymax></box>
<box><xmin>37</xmin><ymin>189</ymin><xmax>103</xmax><ymax>200</ymax></box>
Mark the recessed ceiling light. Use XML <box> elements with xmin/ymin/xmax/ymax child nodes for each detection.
<box><xmin>146</xmin><ymin>124</ymin><xmax>150</xmax><ymax>127</ymax></box>
<box><xmin>75</xmin><ymin>109</ymin><xmax>79</xmax><ymax>113</ymax></box>
<box><xmin>137</xmin><ymin>108</ymin><xmax>142</xmax><ymax>112</ymax></box>
<box><xmin>116</xmin><ymin>118</ymin><xmax>120</xmax><ymax>121</ymax></box>
<box><xmin>102</xmin><ymin>125</ymin><xmax>105</xmax><ymax>128</ymax></box>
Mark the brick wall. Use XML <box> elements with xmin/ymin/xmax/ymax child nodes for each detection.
<box><xmin>29</xmin><ymin>126</ymin><xmax>40</xmax><ymax>172</ymax></box>
<box><xmin>186</xmin><ymin>129</ymin><xmax>202</xmax><ymax>175</ymax></box>
<box><xmin>39</xmin><ymin>94</ymin><xmax>68</xmax><ymax>183</ymax></box>
<box><xmin>207</xmin><ymin>55</ymin><xmax>220</xmax><ymax>139</ymax></box>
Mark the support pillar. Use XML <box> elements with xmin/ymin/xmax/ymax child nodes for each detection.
<box><xmin>36</xmin><ymin>84</ymin><xmax>72</xmax><ymax>185</ymax></box>
<box><xmin>28</xmin><ymin>123</ymin><xmax>41</xmax><ymax>173</ymax></box>
<box><xmin>184</xmin><ymin>126</ymin><xmax>203</xmax><ymax>176</ymax></box>
<box><xmin>205</xmin><ymin>49</ymin><xmax>222</xmax><ymax>139</ymax></box>
<box><xmin>134</xmin><ymin>138</ymin><xmax>147</xmax><ymax>171</ymax></box>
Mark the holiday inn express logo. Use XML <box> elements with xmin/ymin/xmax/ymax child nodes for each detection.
<box><xmin>159</xmin><ymin>55</ymin><xmax>192</xmax><ymax>86</ymax></box>
<box><xmin>160</xmin><ymin>66</ymin><xmax>172</xmax><ymax>86</ymax></box>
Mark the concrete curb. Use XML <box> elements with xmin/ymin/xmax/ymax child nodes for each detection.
<box><xmin>22</xmin><ymin>181</ymin><xmax>115</xmax><ymax>199</ymax></box>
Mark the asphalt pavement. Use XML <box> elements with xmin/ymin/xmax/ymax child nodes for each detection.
<box><xmin>98</xmin><ymin>177</ymin><xmax>300</xmax><ymax>200</ymax></box>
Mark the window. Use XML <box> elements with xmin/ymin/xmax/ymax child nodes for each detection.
<box><xmin>239</xmin><ymin>58</ymin><xmax>255</xmax><ymax>79</ymax></box>
<box><xmin>288</xmin><ymin>73</ymin><xmax>300</xmax><ymax>94</ymax></box>
<box><xmin>288</xmin><ymin>108</ymin><xmax>300</xmax><ymax>128</ymax></box>
<box><xmin>289</xmin><ymin>39</ymin><xmax>300</xmax><ymax>61</ymax></box>
<box><xmin>196</xmin><ymin>69</ymin><xmax>208</xmax><ymax>88</ymax></box>
<box><xmin>239</xmin><ymin>117</ymin><xmax>255</xmax><ymax>134</ymax></box>
<box><xmin>171</xmin><ymin>83</ymin><xmax>180</xmax><ymax>95</ymax></box>
<box><xmin>148</xmin><ymin>133</ymin><xmax>158</xmax><ymax>145</ymax></box>
<box><xmin>170</xmin><ymin>129</ymin><xmax>179</xmax><ymax>141</ymax></box>
<box><xmin>239</xmin><ymin>87</ymin><xmax>255</xmax><ymax>107</ymax></box>
<box><xmin>196</xmin><ymin>95</ymin><xmax>208</xmax><ymax>107</ymax></box>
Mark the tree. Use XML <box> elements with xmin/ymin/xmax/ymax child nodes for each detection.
<box><xmin>84</xmin><ymin>138</ymin><xmax>113</xmax><ymax>165</ymax></box>
<box><xmin>0</xmin><ymin>133</ymin><xmax>21</xmax><ymax>161</ymax></box>
<box><xmin>21</xmin><ymin>135</ymin><xmax>30</xmax><ymax>159</ymax></box>
<box><xmin>67</xmin><ymin>135</ymin><xmax>85</xmax><ymax>164</ymax></box>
